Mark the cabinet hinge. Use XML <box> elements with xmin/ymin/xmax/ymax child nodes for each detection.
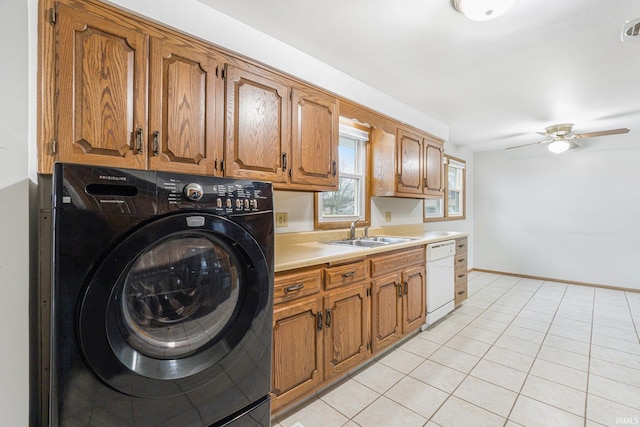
<box><xmin>49</xmin><ymin>139</ymin><xmax>57</xmax><ymax>155</ymax></box>
<box><xmin>48</xmin><ymin>8</ymin><xmax>56</xmax><ymax>26</ymax></box>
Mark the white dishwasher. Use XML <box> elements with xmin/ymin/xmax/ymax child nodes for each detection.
<box><xmin>423</xmin><ymin>240</ymin><xmax>456</xmax><ymax>329</ymax></box>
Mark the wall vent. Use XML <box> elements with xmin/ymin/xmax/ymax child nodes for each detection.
<box><xmin>621</xmin><ymin>18</ymin><xmax>640</xmax><ymax>42</ymax></box>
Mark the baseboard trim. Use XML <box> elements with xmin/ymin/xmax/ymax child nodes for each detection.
<box><xmin>470</xmin><ymin>268</ymin><xmax>640</xmax><ymax>294</ymax></box>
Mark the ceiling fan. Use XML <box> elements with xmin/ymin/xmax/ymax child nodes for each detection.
<box><xmin>506</xmin><ymin>123</ymin><xmax>630</xmax><ymax>153</ymax></box>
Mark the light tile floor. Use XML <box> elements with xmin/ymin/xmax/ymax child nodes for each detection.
<box><xmin>272</xmin><ymin>272</ymin><xmax>640</xmax><ymax>427</ymax></box>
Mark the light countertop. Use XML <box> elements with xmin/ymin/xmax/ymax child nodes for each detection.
<box><xmin>275</xmin><ymin>225</ymin><xmax>468</xmax><ymax>272</ymax></box>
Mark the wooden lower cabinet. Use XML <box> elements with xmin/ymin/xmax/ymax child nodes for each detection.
<box><xmin>403</xmin><ymin>264</ymin><xmax>427</xmax><ymax>332</ymax></box>
<box><xmin>454</xmin><ymin>237</ymin><xmax>469</xmax><ymax>305</ymax></box>
<box><xmin>271</xmin><ymin>269</ymin><xmax>370</xmax><ymax>411</ymax></box>
<box><xmin>371</xmin><ymin>265</ymin><xmax>426</xmax><ymax>353</ymax></box>
<box><xmin>371</xmin><ymin>272</ymin><xmax>403</xmax><ymax>353</ymax></box>
<box><xmin>323</xmin><ymin>283</ymin><xmax>370</xmax><ymax>379</ymax></box>
<box><xmin>272</xmin><ymin>297</ymin><xmax>324</xmax><ymax>409</ymax></box>
<box><xmin>272</xmin><ymin>246</ymin><xmax>427</xmax><ymax>413</ymax></box>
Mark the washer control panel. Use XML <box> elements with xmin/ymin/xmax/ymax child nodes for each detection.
<box><xmin>157</xmin><ymin>173</ymin><xmax>271</xmax><ymax>213</ymax></box>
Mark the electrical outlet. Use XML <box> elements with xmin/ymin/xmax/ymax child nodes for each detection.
<box><xmin>385</xmin><ymin>211</ymin><xmax>392</xmax><ymax>222</ymax></box>
<box><xmin>275</xmin><ymin>212</ymin><xmax>288</xmax><ymax>227</ymax></box>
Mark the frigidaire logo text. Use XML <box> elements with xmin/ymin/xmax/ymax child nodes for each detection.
<box><xmin>99</xmin><ymin>175</ymin><xmax>127</xmax><ymax>181</ymax></box>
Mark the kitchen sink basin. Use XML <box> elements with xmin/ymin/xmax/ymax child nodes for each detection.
<box><xmin>323</xmin><ymin>236</ymin><xmax>416</xmax><ymax>248</ymax></box>
<box><xmin>363</xmin><ymin>236</ymin><xmax>415</xmax><ymax>244</ymax></box>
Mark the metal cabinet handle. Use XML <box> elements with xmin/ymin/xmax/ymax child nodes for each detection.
<box><xmin>397</xmin><ymin>284</ymin><xmax>402</xmax><ymax>299</ymax></box>
<box><xmin>317</xmin><ymin>311</ymin><xmax>323</xmax><ymax>331</ymax></box>
<box><xmin>152</xmin><ymin>131</ymin><xmax>159</xmax><ymax>156</ymax></box>
<box><xmin>342</xmin><ymin>271</ymin><xmax>356</xmax><ymax>278</ymax></box>
<box><xmin>404</xmin><ymin>281</ymin><xmax>408</xmax><ymax>295</ymax></box>
<box><xmin>284</xmin><ymin>283</ymin><xmax>304</xmax><ymax>294</ymax></box>
<box><xmin>457</xmin><ymin>258</ymin><xmax>465</xmax><ymax>263</ymax></box>
<box><xmin>135</xmin><ymin>128</ymin><xmax>143</xmax><ymax>153</ymax></box>
<box><xmin>326</xmin><ymin>309</ymin><xmax>332</xmax><ymax>328</ymax></box>
<box><xmin>282</xmin><ymin>153</ymin><xmax>288</xmax><ymax>170</ymax></box>
<box><xmin>457</xmin><ymin>290</ymin><xmax>466</xmax><ymax>295</ymax></box>
<box><xmin>332</xmin><ymin>160</ymin><xmax>337</xmax><ymax>176</ymax></box>
<box><xmin>457</xmin><ymin>274</ymin><xmax>466</xmax><ymax>279</ymax></box>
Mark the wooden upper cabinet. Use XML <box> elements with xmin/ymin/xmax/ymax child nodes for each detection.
<box><xmin>396</xmin><ymin>128</ymin><xmax>423</xmax><ymax>195</ymax></box>
<box><xmin>224</xmin><ymin>64</ymin><xmax>290</xmax><ymax>183</ymax></box>
<box><xmin>290</xmin><ymin>87</ymin><xmax>338</xmax><ymax>190</ymax></box>
<box><xmin>148</xmin><ymin>36</ymin><xmax>224</xmax><ymax>175</ymax></box>
<box><xmin>56</xmin><ymin>3</ymin><xmax>147</xmax><ymax>169</ymax></box>
<box><xmin>424</xmin><ymin>137</ymin><xmax>444</xmax><ymax>197</ymax></box>
<box><xmin>54</xmin><ymin>3</ymin><xmax>224</xmax><ymax>174</ymax></box>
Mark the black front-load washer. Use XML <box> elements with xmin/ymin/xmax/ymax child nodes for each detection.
<box><xmin>47</xmin><ymin>163</ymin><xmax>273</xmax><ymax>426</ymax></box>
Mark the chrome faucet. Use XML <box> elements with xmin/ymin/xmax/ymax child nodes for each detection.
<box><xmin>349</xmin><ymin>218</ymin><xmax>361</xmax><ymax>240</ymax></box>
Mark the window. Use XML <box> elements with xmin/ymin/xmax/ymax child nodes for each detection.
<box><xmin>424</xmin><ymin>155</ymin><xmax>466</xmax><ymax>221</ymax></box>
<box><xmin>315</xmin><ymin>121</ymin><xmax>370</xmax><ymax>229</ymax></box>
<box><xmin>447</xmin><ymin>158</ymin><xmax>465</xmax><ymax>217</ymax></box>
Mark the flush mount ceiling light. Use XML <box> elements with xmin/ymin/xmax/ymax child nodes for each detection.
<box><xmin>452</xmin><ymin>0</ymin><xmax>516</xmax><ymax>21</ymax></box>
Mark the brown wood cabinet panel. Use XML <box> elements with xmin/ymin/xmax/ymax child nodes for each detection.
<box><xmin>396</xmin><ymin>128</ymin><xmax>423</xmax><ymax>195</ymax></box>
<box><xmin>371</xmin><ymin>272</ymin><xmax>403</xmax><ymax>353</ymax></box>
<box><xmin>290</xmin><ymin>87</ymin><xmax>338</xmax><ymax>189</ymax></box>
<box><xmin>325</xmin><ymin>260</ymin><xmax>367</xmax><ymax>291</ymax></box>
<box><xmin>225</xmin><ymin>64</ymin><xmax>290</xmax><ymax>182</ymax></box>
<box><xmin>454</xmin><ymin>237</ymin><xmax>468</xmax><ymax>306</ymax></box>
<box><xmin>402</xmin><ymin>265</ymin><xmax>426</xmax><ymax>333</ymax></box>
<box><xmin>424</xmin><ymin>138</ymin><xmax>444</xmax><ymax>196</ymax></box>
<box><xmin>370</xmin><ymin>127</ymin><xmax>397</xmax><ymax>197</ymax></box>
<box><xmin>56</xmin><ymin>3</ymin><xmax>147</xmax><ymax>169</ymax></box>
<box><xmin>323</xmin><ymin>284</ymin><xmax>370</xmax><ymax>379</ymax></box>
<box><xmin>148</xmin><ymin>36</ymin><xmax>223</xmax><ymax>175</ymax></box>
<box><xmin>274</xmin><ymin>266</ymin><xmax>323</xmax><ymax>305</ymax></box>
<box><xmin>272</xmin><ymin>296</ymin><xmax>324</xmax><ymax>410</ymax></box>
<box><xmin>369</xmin><ymin>247</ymin><xmax>425</xmax><ymax>278</ymax></box>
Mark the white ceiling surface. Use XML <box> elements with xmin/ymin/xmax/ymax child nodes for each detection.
<box><xmin>197</xmin><ymin>0</ymin><xmax>640</xmax><ymax>151</ymax></box>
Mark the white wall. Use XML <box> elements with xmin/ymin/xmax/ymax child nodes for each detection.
<box><xmin>474</xmin><ymin>134</ymin><xmax>640</xmax><ymax>290</ymax></box>
<box><xmin>0</xmin><ymin>0</ymin><xmax>32</xmax><ymax>425</ymax></box>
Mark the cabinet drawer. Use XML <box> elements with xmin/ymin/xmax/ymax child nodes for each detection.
<box><xmin>274</xmin><ymin>266</ymin><xmax>323</xmax><ymax>304</ymax></box>
<box><xmin>455</xmin><ymin>268</ymin><xmax>468</xmax><ymax>286</ymax></box>
<box><xmin>455</xmin><ymin>283</ymin><xmax>468</xmax><ymax>304</ymax></box>
<box><xmin>455</xmin><ymin>237</ymin><xmax>468</xmax><ymax>255</ymax></box>
<box><xmin>454</xmin><ymin>253</ymin><xmax>468</xmax><ymax>270</ymax></box>
<box><xmin>369</xmin><ymin>246</ymin><xmax>425</xmax><ymax>278</ymax></box>
<box><xmin>325</xmin><ymin>260</ymin><xmax>367</xmax><ymax>290</ymax></box>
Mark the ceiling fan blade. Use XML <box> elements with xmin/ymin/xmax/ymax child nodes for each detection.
<box><xmin>505</xmin><ymin>140</ymin><xmax>550</xmax><ymax>150</ymax></box>
<box><xmin>573</xmin><ymin>128</ymin><xmax>630</xmax><ymax>139</ymax></box>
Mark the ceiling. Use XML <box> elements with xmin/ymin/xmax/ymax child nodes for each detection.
<box><xmin>197</xmin><ymin>0</ymin><xmax>640</xmax><ymax>152</ymax></box>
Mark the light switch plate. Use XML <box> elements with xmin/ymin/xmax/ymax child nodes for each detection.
<box><xmin>275</xmin><ymin>212</ymin><xmax>288</xmax><ymax>227</ymax></box>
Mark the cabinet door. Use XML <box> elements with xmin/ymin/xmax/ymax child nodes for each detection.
<box><xmin>290</xmin><ymin>87</ymin><xmax>338</xmax><ymax>189</ymax></box>
<box><xmin>424</xmin><ymin>138</ymin><xmax>444</xmax><ymax>196</ymax></box>
<box><xmin>323</xmin><ymin>284</ymin><xmax>370</xmax><ymax>379</ymax></box>
<box><xmin>148</xmin><ymin>36</ymin><xmax>224</xmax><ymax>175</ymax></box>
<box><xmin>272</xmin><ymin>297</ymin><xmax>323</xmax><ymax>410</ymax></box>
<box><xmin>57</xmin><ymin>4</ymin><xmax>147</xmax><ymax>169</ymax></box>
<box><xmin>371</xmin><ymin>272</ymin><xmax>403</xmax><ymax>353</ymax></box>
<box><xmin>225</xmin><ymin>64</ymin><xmax>290</xmax><ymax>182</ymax></box>
<box><xmin>396</xmin><ymin>128</ymin><xmax>423</xmax><ymax>195</ymax></box>
<box><xmin>402</xmin><ymin>265</ymin><xmax>426</xmax><ymax>333</ymax></box>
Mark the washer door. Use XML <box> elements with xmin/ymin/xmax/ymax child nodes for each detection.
<box><xmin>78</xmin><ymin>213</ymin><xmax>270</xmax><ymax>398</ymax></box>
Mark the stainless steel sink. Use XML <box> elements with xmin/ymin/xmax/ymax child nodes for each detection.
<box><xmin>323</xmin><ymin>236</ymin><xmax>416</xmax><ymax>248</ymax></box>
<box><xmin>363</xmin><ymin>236</ymin><xmax>415</xmax><ymax>244</ymax></box>
<box><xmin>323</xmin><ymin>239</ymin><xmax>388</xmax><ymax>248</ymax></box>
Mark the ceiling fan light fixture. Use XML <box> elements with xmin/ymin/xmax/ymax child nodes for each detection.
<box><xmin>452</xmin><ymin>0</ymin><xmax>516</xmax><ymax>21</ymax></box>
<box><xmin>548</xmin><ymin>140</ymin><xmax>571</xmax><ymax>154</ymax></box>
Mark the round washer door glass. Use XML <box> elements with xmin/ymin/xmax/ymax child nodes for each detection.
<box><xmin>114</xmin><ymin>235</ymin><xmax>241</xmax><ymax>359</ymax></box>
